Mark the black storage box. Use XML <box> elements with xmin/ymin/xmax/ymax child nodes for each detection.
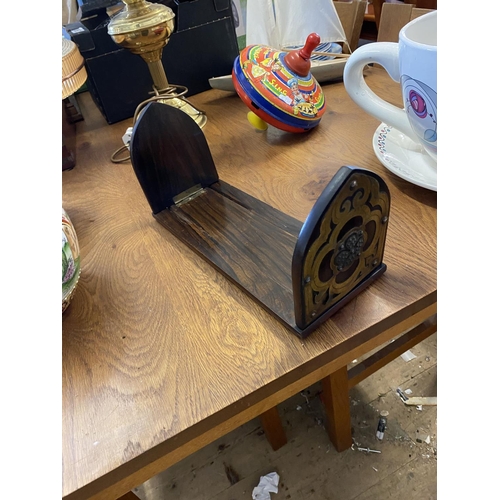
<box><xmin>63</xmin><ymin>0</ymin><xmax>239</xmax><ymax>124</ymax></box>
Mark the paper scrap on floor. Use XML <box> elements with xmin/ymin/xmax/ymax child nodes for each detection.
<box><xmin>404</xmin><ymin>396</ymin><xmax>437</xmax><ymax>406</ymax></box>
<box><xmin>400</xmin><ymin>350</ymin><xmax>417</xmax><ymax>362</ymax></box>
<box><xmin>252</xmin><ymin>472</ymin><xmax>280</xmax><ymax>500</ymax></box>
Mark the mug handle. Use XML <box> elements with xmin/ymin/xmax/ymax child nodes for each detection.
<box><xmin>343</xmin><ymin>42</ymin><xmax>420</xmax><ymax>144</ymax></box>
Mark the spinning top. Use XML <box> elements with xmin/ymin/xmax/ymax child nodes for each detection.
<box><xmin>232</xmin><ymin>33</ymin><xmax>326</xmax><ymax>133</ymax></box>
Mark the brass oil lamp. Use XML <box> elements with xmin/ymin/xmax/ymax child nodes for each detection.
<box><xmin>107</xmin><ymin>0</ymin><xmax>207</xmax><ymax>128</ymax></box>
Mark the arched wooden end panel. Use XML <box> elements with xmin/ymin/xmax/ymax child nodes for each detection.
<box><xmin>130</xmin><ymin>102</ymin><xmax>219</xmax><ymax>214</ymax></box>
<box><xmin>292</xmin><ymin>166</ymin><xmax>391</xmax><ymax>333</ymax></box>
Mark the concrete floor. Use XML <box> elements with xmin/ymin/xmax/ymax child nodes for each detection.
<box><xmin>133</xmin><ymin>333</ymin><xmax>437</xmax><ymax>500</ymax></box>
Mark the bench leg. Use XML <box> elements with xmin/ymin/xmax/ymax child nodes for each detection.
<box><xmin>260</xmin><ymin>406</ymin><xmax>287</xmax><ymax>451</ymax></box>
<box><xmin>322</xmin><ymin>366</ymin><xmax>352</xmax><ymax>452</ymax></box>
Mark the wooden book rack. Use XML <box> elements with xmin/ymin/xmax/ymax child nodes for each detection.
<box><xmin>130</xmin><ymin>102</ymin><xmax>391</xmax><ymax>338</ymax></box>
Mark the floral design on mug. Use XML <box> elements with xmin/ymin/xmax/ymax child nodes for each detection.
<box><xmin>409</xmin><ymin>90</ymin><xmax>427</xmax><ymax>118</ymax></box>
<box><xmin>402</xmin><ymin>76</ymin><xmax>437</xmax><ymax>152</ymax></box>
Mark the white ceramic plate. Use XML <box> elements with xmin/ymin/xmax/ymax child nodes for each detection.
<box><xmin>372</xmin><ymin>122</ymin><xmax>437</xmax><ymax>191</ymax></box>
<box><xmin>285</xmin><ymin>42</ymin><xmax>342</xmax><ymax>61</ymax></box>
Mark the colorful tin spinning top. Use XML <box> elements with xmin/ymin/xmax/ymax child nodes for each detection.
<box><xmin>232</xmin><ymin>33</ymin><xmax>326</xmax><ymax>133</ymax></box>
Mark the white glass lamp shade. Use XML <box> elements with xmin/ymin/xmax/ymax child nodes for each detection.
<box><xmin>62</xmin><ymin>38</ymin><xmax>87</xmax><ymax>99</ymax></box>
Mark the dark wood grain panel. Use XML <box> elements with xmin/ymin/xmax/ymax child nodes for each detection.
<box><xmin>211</xmin><ymin>180</ymin><xmax>303</xmax><ymax>236</ymax></box>
<box><xmin>130</xmin><ymin>101</ymin><xmax>219</xmax><ymax>214</ymax></box>
<box><xmin>155</xmin><ymin>187</ymin><xmax>297</xmax><ymax>327</ymax></box>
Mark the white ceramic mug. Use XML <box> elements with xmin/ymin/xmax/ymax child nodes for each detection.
<box><xmin>343</xmin><ymin>11</ymin><xmax>437</xmax><ymax>161</ymax></box>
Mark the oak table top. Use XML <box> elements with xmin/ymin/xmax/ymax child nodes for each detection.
<box><xmin>62</xmin><ymin>67</ymin><xmax>437</xmax><ymax>500</ymax></box>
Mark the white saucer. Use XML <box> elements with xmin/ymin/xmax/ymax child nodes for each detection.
<box><xmin>372</xmin><ymin>123</ymin><xmax>437</xmax><ymax>191</ymax></box>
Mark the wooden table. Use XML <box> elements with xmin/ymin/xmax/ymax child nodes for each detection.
<box><xmin>62</xmin><ymin>67</ymin><xmax>437</xmax><ymax>500</ymax></box>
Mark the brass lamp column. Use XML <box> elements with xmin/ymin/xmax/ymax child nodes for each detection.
<box><xmin>108</xmin><ymin>0</ymin><xmax>206</xmax><ymax>128</ymax></box>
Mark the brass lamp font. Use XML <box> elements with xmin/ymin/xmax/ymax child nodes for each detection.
<box><xmin>107</xmin><ymin>0</ymin><xmax>206</xmax><ymax>128</ymax></box>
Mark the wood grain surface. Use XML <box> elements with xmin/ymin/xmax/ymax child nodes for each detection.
<box><xmin>62</xmin><ymin>67</ymin><xmax>437</xmax><ymax>500</ymax></box>
<box><xmin>156</xmin><ymin>186</ymin><xmax>298</xmax><ymax>327</ymax></box>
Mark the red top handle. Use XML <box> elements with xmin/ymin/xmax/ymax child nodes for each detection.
<box><xmin>283</xmin><ymin>33</ymin><xmax>320</xmax><ymax>77</ymax></box>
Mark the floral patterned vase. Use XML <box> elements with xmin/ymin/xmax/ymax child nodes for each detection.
<box><xmin>62</xmin><ymin>208</ymin><xmax>81</xmax><ymax>313</ymax></box>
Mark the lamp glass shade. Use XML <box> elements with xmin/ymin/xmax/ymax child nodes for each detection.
<box><xmin>62</xmin><ymin>38</ymin><xmax>87</xmax><ymax>99</ymax></box>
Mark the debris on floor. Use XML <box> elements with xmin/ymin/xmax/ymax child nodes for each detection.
<box><xmin>404</xmin><ymin>396</ymin><xmax>437</xmax><ymax>406</ymax></box>
<box><xmin>396</xmin><ymin>387</ymin><xmax>409</xmax><ymax>402</ymax></box>
<box><xmin>400</xmin><ymin>350</ymin><xmax>417</xmax><ymax>362</ymax></box>
<box><xmin>252</xmin><ymin>472</ymin><xmax>280</xmax><ymax>500</ymax></box>
<box><xmin>223</xmin><ymin>462</ymin><xmax>240</xmax><ymax>485</ymax></box>
<box><xmin>300</xmin><ymin>390</ymin><xmax>310</xmax><ymax>405</ymax></box>
<box><xmin>376</xmin><ymin>410</ymin><xmax>389</xmax><ymax>440</ymax></box>
<box><xmin>351</xmin><ymin>444</ymin><xmax>382</xmax><ymax>454</ymax></box>
<box><xmin>359</xmin><ymin>447</ymin><xmax>381</xmax><ymax>454</ymax></box>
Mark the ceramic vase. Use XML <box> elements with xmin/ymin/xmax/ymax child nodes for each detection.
<box><xmin>62</xmin><ymin>208</ymin><xmax>81</xmax><ymax>313</ymax></box>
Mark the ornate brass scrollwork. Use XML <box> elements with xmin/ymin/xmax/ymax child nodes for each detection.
<box><xmin>296</xmin><ymin>170</ymin><xmax>390</xmax><ymax>327</ymax></box>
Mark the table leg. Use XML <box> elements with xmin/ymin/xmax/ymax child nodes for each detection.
<box><xmin>117</xmin><ymin>492</ymin><xmax>141</xmax><ymax>500</ymax></box>
<box><xmin>260</xmin><ymin>406</ymin><xmax>287</xmax><ymax>451</ymax></box>
<box><xmin>62</xmin><ymin>100</ymin><xmax>76</xmax><ymax>171</ymax></box>
<box><xmin>321</xmin><ymin>366</ymin><xmax>352</xmax><ymax>452</ymax></box>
